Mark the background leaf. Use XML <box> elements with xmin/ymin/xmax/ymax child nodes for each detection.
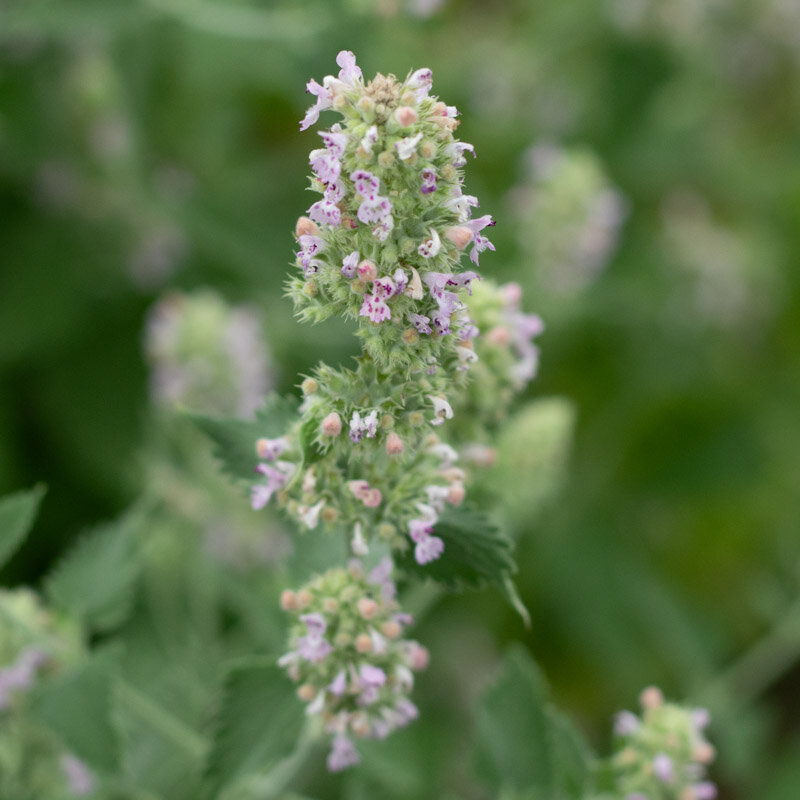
<box><xmin>45</xmin><ymin>507</ymin><xmax>144</xmax><ymax>632</ymax></box>
<box><xmin>0</xmin><ymin>484</ymin><xmax>45</xmax><ymax>571</ymax></box>
<box><xmin>201</xmin><ymin>657</ymin><xmax>306</xmax><ymax>798</ymax></box>
<box><xmin>29</xmin><ymin>652</ymin><xmax>121</xmax><ymax>773</ymax></box>
<box><xmin>474</xmin><ymin>645</ymin><xmax>592</xmax><ymax>799</ymax></box>
<box><xmin>190</xmin><ymin>393</ymin><xmax>299</xmax><ymax>484</ymax></box>
<box><xmin>112</xmin><ymin>678</ymin><xmax>208</xmax><ymax>800</ymax></box>
<box><xmin>398</xmin><ymin>506</ymin><xmax>516</xmax><ymax>592</ymax></box>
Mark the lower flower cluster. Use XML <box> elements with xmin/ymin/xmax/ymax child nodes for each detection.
<box><xmin>0</xmin><ymin>589</ymin><xmax>94</xmax><ymax>797</ymax></box>
<box><xmin>612</xmin><ymin>686</ymin><xmax>716</xmax><ymax>800</ymax></box>
<box><xmin>277</xmin><ymin>561</ymin><xmax>428</xmax><ymax>771</ymax></box>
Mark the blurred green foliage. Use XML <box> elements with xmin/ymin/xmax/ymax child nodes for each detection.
<box><xmin>2</xmin><ymin>0</ymin><xmax>800</xmax><ymax>797</ymax></box>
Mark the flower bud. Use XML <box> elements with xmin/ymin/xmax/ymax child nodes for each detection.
<box><xmin>378</xmin><ymin>523</ymin><xmax>396</xmax><ymax>540</ymax></box>
<box><xmin>420</xmin><ymin>140</ymin><xmax>436</xmax><ymax>160</ymax></box>
<box><xmin>394</xmin><ymin>106</ymin><xmax>418</xmax><ymax>127</ymax></box>
<box><xmin>323</xmin><ymin>597</ymin><xmax>339</xmax><ymax>614</ymax></box>
<box><xmin>378</xmin><ymin>150</ymin><xmax>394</xmax><ymax>169</ymax></box>
<box><xmin>362</xmin><ymin>488</ymin><xmax>382</xmax><ymax>508</ymax></box>
<box><xmin>280</xmin><ymin>590</ymin><xmax>299</xmax><ymax>611</ymax></box>
<box><xmin>385</xmin><ymin>432</ymin><xmax>404</xmax><ymax>455</ymax></box>
<box><xmin>357</xmin><ymin>598</ymin><xmax>378</xmax><ymax>619</ymax></box>
<box><xmin>321</xmin><ymin>506</ymin><xmax>339</xmax><ymax>523</ymax></box>
<box><xmin>357</xmin><ymin>96</ymin><xmax>375</xmax><ymax>116</ymax></box>
<box><xmin>693</xmin><ymin>743</ymin><xmax>716</xmax><ymax>764</ymax></box>
<box><xmin>445</xmin><ymin>226</ymin><xmax>473</xmax><ymax>250</ymax></box>
<box><xmin>441</xmin><ymin>467</ymin><xmax>466</xmax><ymax>482</ymax></box>
<box><xmin>340</xmin><ymin>585</ymin><xmax>358</xmax><ymax>603</ymax></box>
<box><xmin>297</xmin><ymin>589</ymin><xmax>313</xmax><ymax>608</ymax></box>
<box><xmin>297</xmin><ymin>684</ymin><xmax>316</xmax><ymax>702</ymax></box>
<box><xmin>402</xmin><ymin>328</ymin><xmax>419</xmax><ymax>345</ymax></box>
<box><xmin>357</xmin><ymin>260</ymin><xmax>377</xmax><ymax>282</ymax></box>
<box><xmin>355</xmin><ymin>633</ymin><xmax>373</xmax><ymax>653</ymax></box>
<box><xmin>486</xmin><ymin>326</ymin><xmax>510</xmax><ymax>346</ymax></box>
<box><xmin>303</xmin><ymin>280</ymin><xmax>318</xmax><ymax>297</ymax></box>
<box><xmin>500</xmin><ymin>281</ymin><xmax>523</xmax><ymax>306</ymax></box>
<box><xmin>301</xmin><ymin>377</ymin><xmax>318</xmax><ymax>395</ymax></box>
<box><xmin>408</xmin><ymin>643</ymin><xmax>429</xmax><ymax>671</ymax></box>
<box><xmin>447</xmin><ymin>482</ymin><xmax>465</xmax><ymax>506</ymax></box>
<box><xmin>351</xmin><ymin>713</ymin><xmax>371</xmax><ymax>737</ymax></box>
<box><xmin>321</xmin><ymin>412</ymin><xmax>342</xmax><ymax>437</ymax></box>
<box><xmin>295</xmin><ymin>216</ymin><xmax>320</xmax><ymax>238</ymax></box>
<box><xmin>640</xmin><ymin>686</ymin><xmax>664</xmax><ymax>710</ymax></box>
<box><xmin>381</xmin><ymin>620</ymin><xmax>402</xmax><ymax>639</ymax></box>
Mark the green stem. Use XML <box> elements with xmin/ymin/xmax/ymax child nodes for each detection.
<box><xmin>219</xmin><ymin>723</ymin><xmax>319</xmax><ymax>800</ymax></box>
<box><xmin>114</xmin><ymin>679</ymin><xmax>208</xmax><ymax>761</ymax></box>
<box><xmin>700</xmin><ymin>595</ymin><xmax>800</xmax><ymax>707</ymax></box>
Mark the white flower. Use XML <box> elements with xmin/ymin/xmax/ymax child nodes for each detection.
<box><xmin>428</xmin><ymin>441</ymin><xmax>458</xmax><ymax>467</ymax></box>
<box><xmin>361</xmin><ymin>125</ymin><xmax>378</xmax><ymax>154</ymax></box>
<box><xmin>425</xmin><ymin>484</ymin><xmax>450</xmax><ymax>513</ymax></box>
<box><xmin>306</xmin><ymin>691</ymin><xmax>326</xmax><ymax>715</ymax></box>
<box><xmin>418</xmin><ymin>228</ymin><xmax>442</xmax><ymax>258</ymax></box>
<box><xmin>299</xmin><ymin>500</ymin><xmax>325</xmax><ymax>529</ymax></box>
<box><xmin>395</xmin><ymin>132</ymin><xmax>423</xmax><ymax>161</ymax></box>
<box><xmin>351</xmin><ymin>523</ymin><xmax>369</xmax><ymax>556</ymax></box>
<box><xmin>427</xmin><ymin>395</ymin><xmax>453</xmax><ymax>426</ymax></box>
<box><xmin>404</xmin><ymin>267</ymin><xmax>424</xmax><ymax>299</ymax></box>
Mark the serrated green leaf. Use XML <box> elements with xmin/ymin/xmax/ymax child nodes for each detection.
<box><xmin>190</xmin><ymin>393</ymin><xmax>298</xmax><ymax>484</ymax></box>
<box><xmin>45</xmin><ymin>508</ymin><xmax>143</xmax><ymax>632</ymax></box>
<box><xmin>474</xmin><ymin>646</ymin><xmax>593</xmax><ymax>799</ymax></box>
<box><xmin>298</xmin><ymin>413</ymin><xmax>324</xmax><ymax>465</ymax></box>
<box><xmin>112</xmin><ymin>679</ymin><xmax>208</xmax><ymax>800</ymax></box>
<box><xmin>201</xmin><ymin>658</ymin><xmax>306</xmax><ymax>798</ymax></box>
<box><xmin>398</xmin><ymin>506</ymin><xmax>516</xmax><ymax>593</ymax></box>
<box><xmin>475</xmin><ymin>646</ymin><xmax>554</xmax><ymax>795</ymax></box>
<box><xmin>546</xmin><ymin>708</ymin><xmax>593</xmax><ymax>799</ymax></box>
<box><xmin>29</xmin><ymin>653</ymin><xmax>121</xmax><ymax>773</ymax></box>
<box><xmin>0</xmin><ymin>484</ymin><xmax>46</xmax><ymax>570</ymax></box>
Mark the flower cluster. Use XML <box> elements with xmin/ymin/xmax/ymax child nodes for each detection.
<box><xmin>612</xmin><ymin>686</ymin><xmax>716</xmax><ymax>800</ymax></box>
<box><xmin>441</xmin><ymin>280</ymin><xmax>545</xmax><ymax>442</ymax></box>
<box><xmin>247</xmin><ymin>51</ymin><xmax>524</xmax><ymax>569</ymax></box>
<box><xmin>288</xmin><ymin>50</ymin><xmax>494</xmax><ymax>370</ymax></box>
<box><xmin>0</xmin><ymin>646</ymin><xmax>48</xmax><ymax>711</ymax></box>
<box><xmin>145</xmin><ymin>290</ymin><xmax>273</xmax><ymax>418</ymax></box>
<box><xmin>246</xmin><ymin>51</ymin><xmax>544</xmax><ymax>774</ymax></box>
<box><xmin>511</xmin><ymin>143</ymin><xmax>626</xmax><ymax>294</ymax></box>
<box><xmin>0</xmin><ymin>589</ymin><xmax>94</xmax><ymax>797</ymax></box>
<box><xmin>0</xmin><ymin>589</ymin><xmax>80</xmax><ymax>686</ymax></box>
<box><xmin>278</xmin><ymin>563</ymin><xmax>428</xmax><ymax>771</ymax></box>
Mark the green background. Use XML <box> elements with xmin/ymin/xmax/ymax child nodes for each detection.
<box><xmin>2</xmin><ymin>1</ymin><xmax>799</xmax><ymax>797</ymax></box>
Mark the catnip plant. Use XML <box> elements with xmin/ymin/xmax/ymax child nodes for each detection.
<box><xmin>246</xmin><ymin>50</ymin><xmax>543</xmax><ymax>770</ymax></box>
<box><xmin>0</xmin><ymin>48</ymin><xmax>721</xmax><ymax>800</ymax></box>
